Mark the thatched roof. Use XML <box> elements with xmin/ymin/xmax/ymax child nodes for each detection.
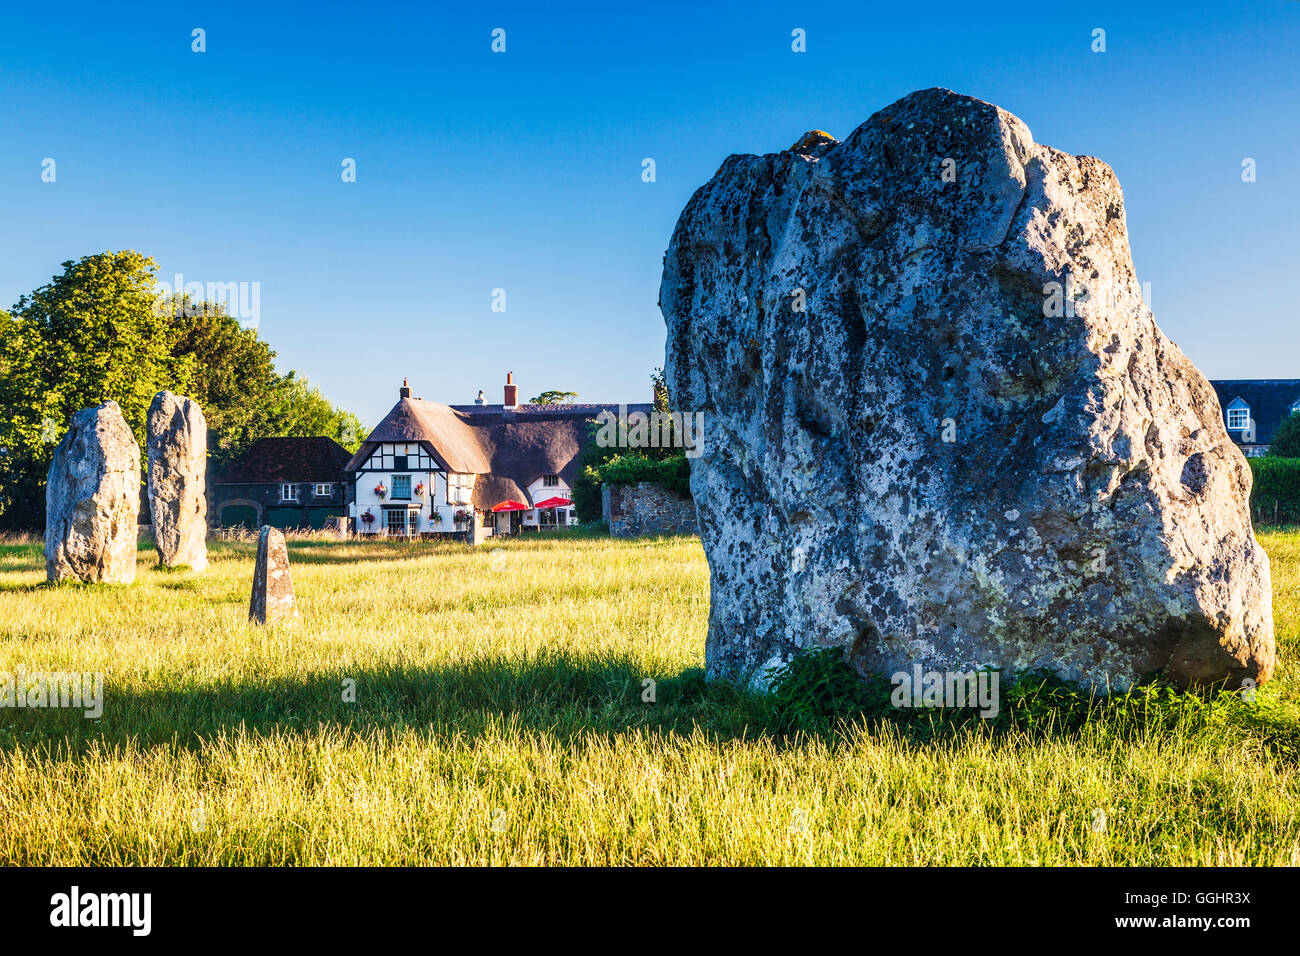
<box><xmin>460</xmin><ymin>408</ymin><xmax>597</xmax><ymax>507</ymax></box>
<box><xmin>344</xmin><ymin>398</ymin><xmax>490</xmax><ymax>474</ymax></box>
<box><xmin>346</xmin><ymin>396</ymin><xmax>654</xmax><ymax>509</ymax></box>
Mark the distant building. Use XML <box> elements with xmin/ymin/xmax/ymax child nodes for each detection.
<box><xmin>345</xmin><ymin>374</ymin><xmax>652</xmax><ymax>537</ymax></box>
<box><xmin>209</xmin><ymin>437</ymin><xmax>354</xmax><ymax>529</ymax></box>
<box><xmin>1209</xmin><ymin>380</ymin><xmax>1300</xmax><ymax>457</ymax></box>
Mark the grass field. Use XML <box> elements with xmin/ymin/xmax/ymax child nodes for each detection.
<box><xmin>1</xmin><ymin>528</ymin><xmax>1297</xmax><ymax>865</ymax></box>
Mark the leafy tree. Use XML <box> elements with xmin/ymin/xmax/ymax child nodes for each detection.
<box><xmin>530</xmin><ymin>389</ymin><xmax>579</xmax><ymax>405</ymax></box>
<box><xmin>1</xmin><ymin>253</ymin><xmax>189</xmax><ymax>530</ymax></box>
<box><xmin>651</xmin><ymin>366</ymin><xmax>669</xmax><ymax>413</ymax></box>
<box><xmin>0</xmin><ymin>252</ymin><xmax>367</xmax><ymax>530</ymax></box>
<box><xmin>13</xmin><ymin>252</ymin><xmax>190</xmax><ymax>432</ymax></box>
<box><xmin>267</xmin><ymin>373</ymin><xmax>367</xmax><ymax>452</ymax></box>
<box><xmin>0</xmin><ymin>309</ymin><xmax>43</xmax><ymax>521</ymax></box>
<box><xmin>571</xmin><ymin>369</ymin><xmax>688</xmax><ymax>523</ymax></box>
<box><xmin>165</xmin><ymin>296</ymin><xmax>366</xmax><ymax>456</ymax></box>
<box><xmin>1269</xmin><ymin>412</ymin><xmax>1300</xmax><ymax>458</ymax></box>
<box><xmin>166</xmin><ymin>297</ymin><xmax>281</xmax><ymax>457</ymax></box>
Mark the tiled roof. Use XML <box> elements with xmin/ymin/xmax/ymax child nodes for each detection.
<box><xmin>1209</xmin><ymin>380</ymin><xmax>1300</xmax><ymax>446</ymax></box>
<box><xmin>212</xmin><ymin>437</ymin><xmax>353</xmax><ymax>484</ymax></box>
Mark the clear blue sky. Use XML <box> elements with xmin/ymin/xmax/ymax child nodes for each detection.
<box><xmin>2</xmin><ymin>1</ymin><xmax>1297</xmax><ymax>426</ymax></box>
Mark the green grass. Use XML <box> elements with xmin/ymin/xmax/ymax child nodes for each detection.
<box><xmin>0</xmin><ymin>528</ymin><xmax>1297</xmax><ymax>865</ymax></box>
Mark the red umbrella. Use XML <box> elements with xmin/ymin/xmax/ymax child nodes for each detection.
<box><xmin>492</xmin><ymin>500</ymin><xmax>529</xmax><ymax>512</ymax></box>
<box><xmin>533</xmin><ymin>496</ymin><xmax>573</xmax><ymax>509</ymax></box>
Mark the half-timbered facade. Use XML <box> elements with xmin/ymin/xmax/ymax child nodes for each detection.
<box><xmin>344</xmin><ymin>376</ymin><xmax>653</xmax><ymax>537</ymax></box>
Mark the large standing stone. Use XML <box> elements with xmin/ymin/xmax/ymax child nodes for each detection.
<box><xmin>45</xmin><ymin>401</ymin><xmax>141</xmax><ymax>584</ymax></box>
<box><xmin>660</xmin><ymin>88</ymin><xmax>1275</xmax><ymax>691</ymax></box>
<box><xmin>147</xmin><ymin>391</ymin><xmax>208</xmax><ymax>571</ymax></box>
<box><xmin>249</xmin><ymin>526</ymin><xmax>298</xmax><ymax>625</ymax></box>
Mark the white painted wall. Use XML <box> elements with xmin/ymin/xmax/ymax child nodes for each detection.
<box><xmin>352</xmin><ymin>468</ymin><xmax>437</xmax><ymax>534</ymax></box>
<box><xmin>349</xmin><ymin>459</ymin><xmax>481</xmax><ymax>534</ymax></box>
<box><xmin>345</xmin><ymin>443</ymin><xmax>576</xmax><ymax>535</ymax></box>
<box><xmin>524</xmin><ymin>475</ymin><xmax>576</xmax><ymax>528</ymax></box>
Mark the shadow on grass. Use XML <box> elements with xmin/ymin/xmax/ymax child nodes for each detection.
<box><xmin>3</xmin><ymin>654</ymin><xmax>1297</xmax><ymax>763</ymax></box>
<box><xmin>0</xmin><ymin>580</ymin><xmax>47</xmax><ymax>594</ymax></box>
<box><xmin>0</xmin><ymin>656</ymin><xmax>770</xmax><ymax>754</ymax></box>
<box><xmin>0</xmin><ymin>577</ymin><xmax>137</xmax><ymax>595</ymax></box>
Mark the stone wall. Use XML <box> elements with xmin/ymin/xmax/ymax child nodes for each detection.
<box><xmin>602</xmin><ymin>482</ymin><xmax>698</xmax><ymax>538</ymax></box>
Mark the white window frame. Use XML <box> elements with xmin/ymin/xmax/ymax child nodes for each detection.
<box><xmin>384</xmin><ymin>508</ymin><xmax>413</xmax><ymax>536</ymax></box>
<box><xmin>281</xmin><ymin>483</ymin><xmax>299</xmax><ymax>502</ymax></box>
<box><xmin>314</xmin><ymin>483</ymin><xmax>332</xmax><ymax>498</ymax></box>
<box><xmin>543</xmin><ymin>474</ymin><xmax>560</xmax><ymax>487</ymax></box>
<box><xmin>447</xmin><ymin>472</ymin><xmax>472</xmax><ymax>505</ymax></box>
<box><xmin>1227</xmin><ymin>407</ymin><xmax>1250</xmax><ymax>430</ymax></box>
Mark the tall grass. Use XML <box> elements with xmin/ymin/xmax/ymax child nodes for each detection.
<box><xmin>0</xmin><ymin>531</ymin><xmax>1296</xmax><ymax>865</ymax></box>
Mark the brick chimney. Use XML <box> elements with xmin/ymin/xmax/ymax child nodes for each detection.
<box><xmin>503</xmin><ymin>372</ymin><xmax>518</xmax><ymax>408</ymax></box>
<box><xmin>400</xmin><ymin>378</ymin><xmax>411</xmax><ymax>399</ymax></box>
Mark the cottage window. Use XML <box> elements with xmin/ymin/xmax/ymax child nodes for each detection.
<box><xmin>281</xmin><ymin>484</ymin><xmax>299</xmax><ymax>502</ymax></box>
<box><xmin>392</xmin><ymin>475</ymin><xmax>412</xmax><ymax>499</ymax></box>
<box><xmin>447</xmin><ymin>473</ymin><xmax>472</xmax><ymax>505</ymax></box>
<box><xmin>1227</xmin><ymin>407</ymin><xmax>1250</xmax><ymax>430</ymax></box>
<box><xmin>314</xmin><ymin>483</ymin><xmax>332</xmax><ymax>497</ymax></box>
<box><xmin>385</xmin><ymin>508</ymin><xmax>412</xmax><ymax>536</ymax></box>
<box><xmin>543</xmin><ymin>474</ymin><xmax>560</xmax><ymax>487</ymax></box>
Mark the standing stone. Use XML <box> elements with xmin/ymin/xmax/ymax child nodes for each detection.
<box><xmin>45</xmin><ymin>401</ymin><xmax>141</xmax><ymax>584</ymax></box>
<box><xmin>660</xmin><ymin>88</ymin><xmax>1275</xmax><ymax>691</ymax></box>
<box><xmin>249</xmin><ymin>526</ymin><xmax>298</xmax><ymax>624</ymax></box>
<box><xmin>147</xmin><ymin>391</ymin><xmax>208</xmax><ymax>571</ymax></box>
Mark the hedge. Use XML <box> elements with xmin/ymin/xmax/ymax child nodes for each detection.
<box><xmin>596</xmin><ymin>453</ymin><xmax>692</xmax><ymax>499</ymax></box>
<box><xmin>1248</xmin><ymin>457</ymin><xmax>1300</xmax><ymax>525</ymax></box>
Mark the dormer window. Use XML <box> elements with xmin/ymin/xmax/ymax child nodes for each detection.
<box><xmin>1227</xmin><ymin>407</ymin><xmax>1250</xmax><ymax>430</ymax></box>
<box><xmin>543</xmin><ymin>474</ymin><xmax>560</xmax><ymax>487</ymax></box>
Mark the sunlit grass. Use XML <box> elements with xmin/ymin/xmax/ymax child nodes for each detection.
<box><xmin>0</xmin><ymin>528</ymin><xmax>1296</xmax><ymax>865</ymax></box>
